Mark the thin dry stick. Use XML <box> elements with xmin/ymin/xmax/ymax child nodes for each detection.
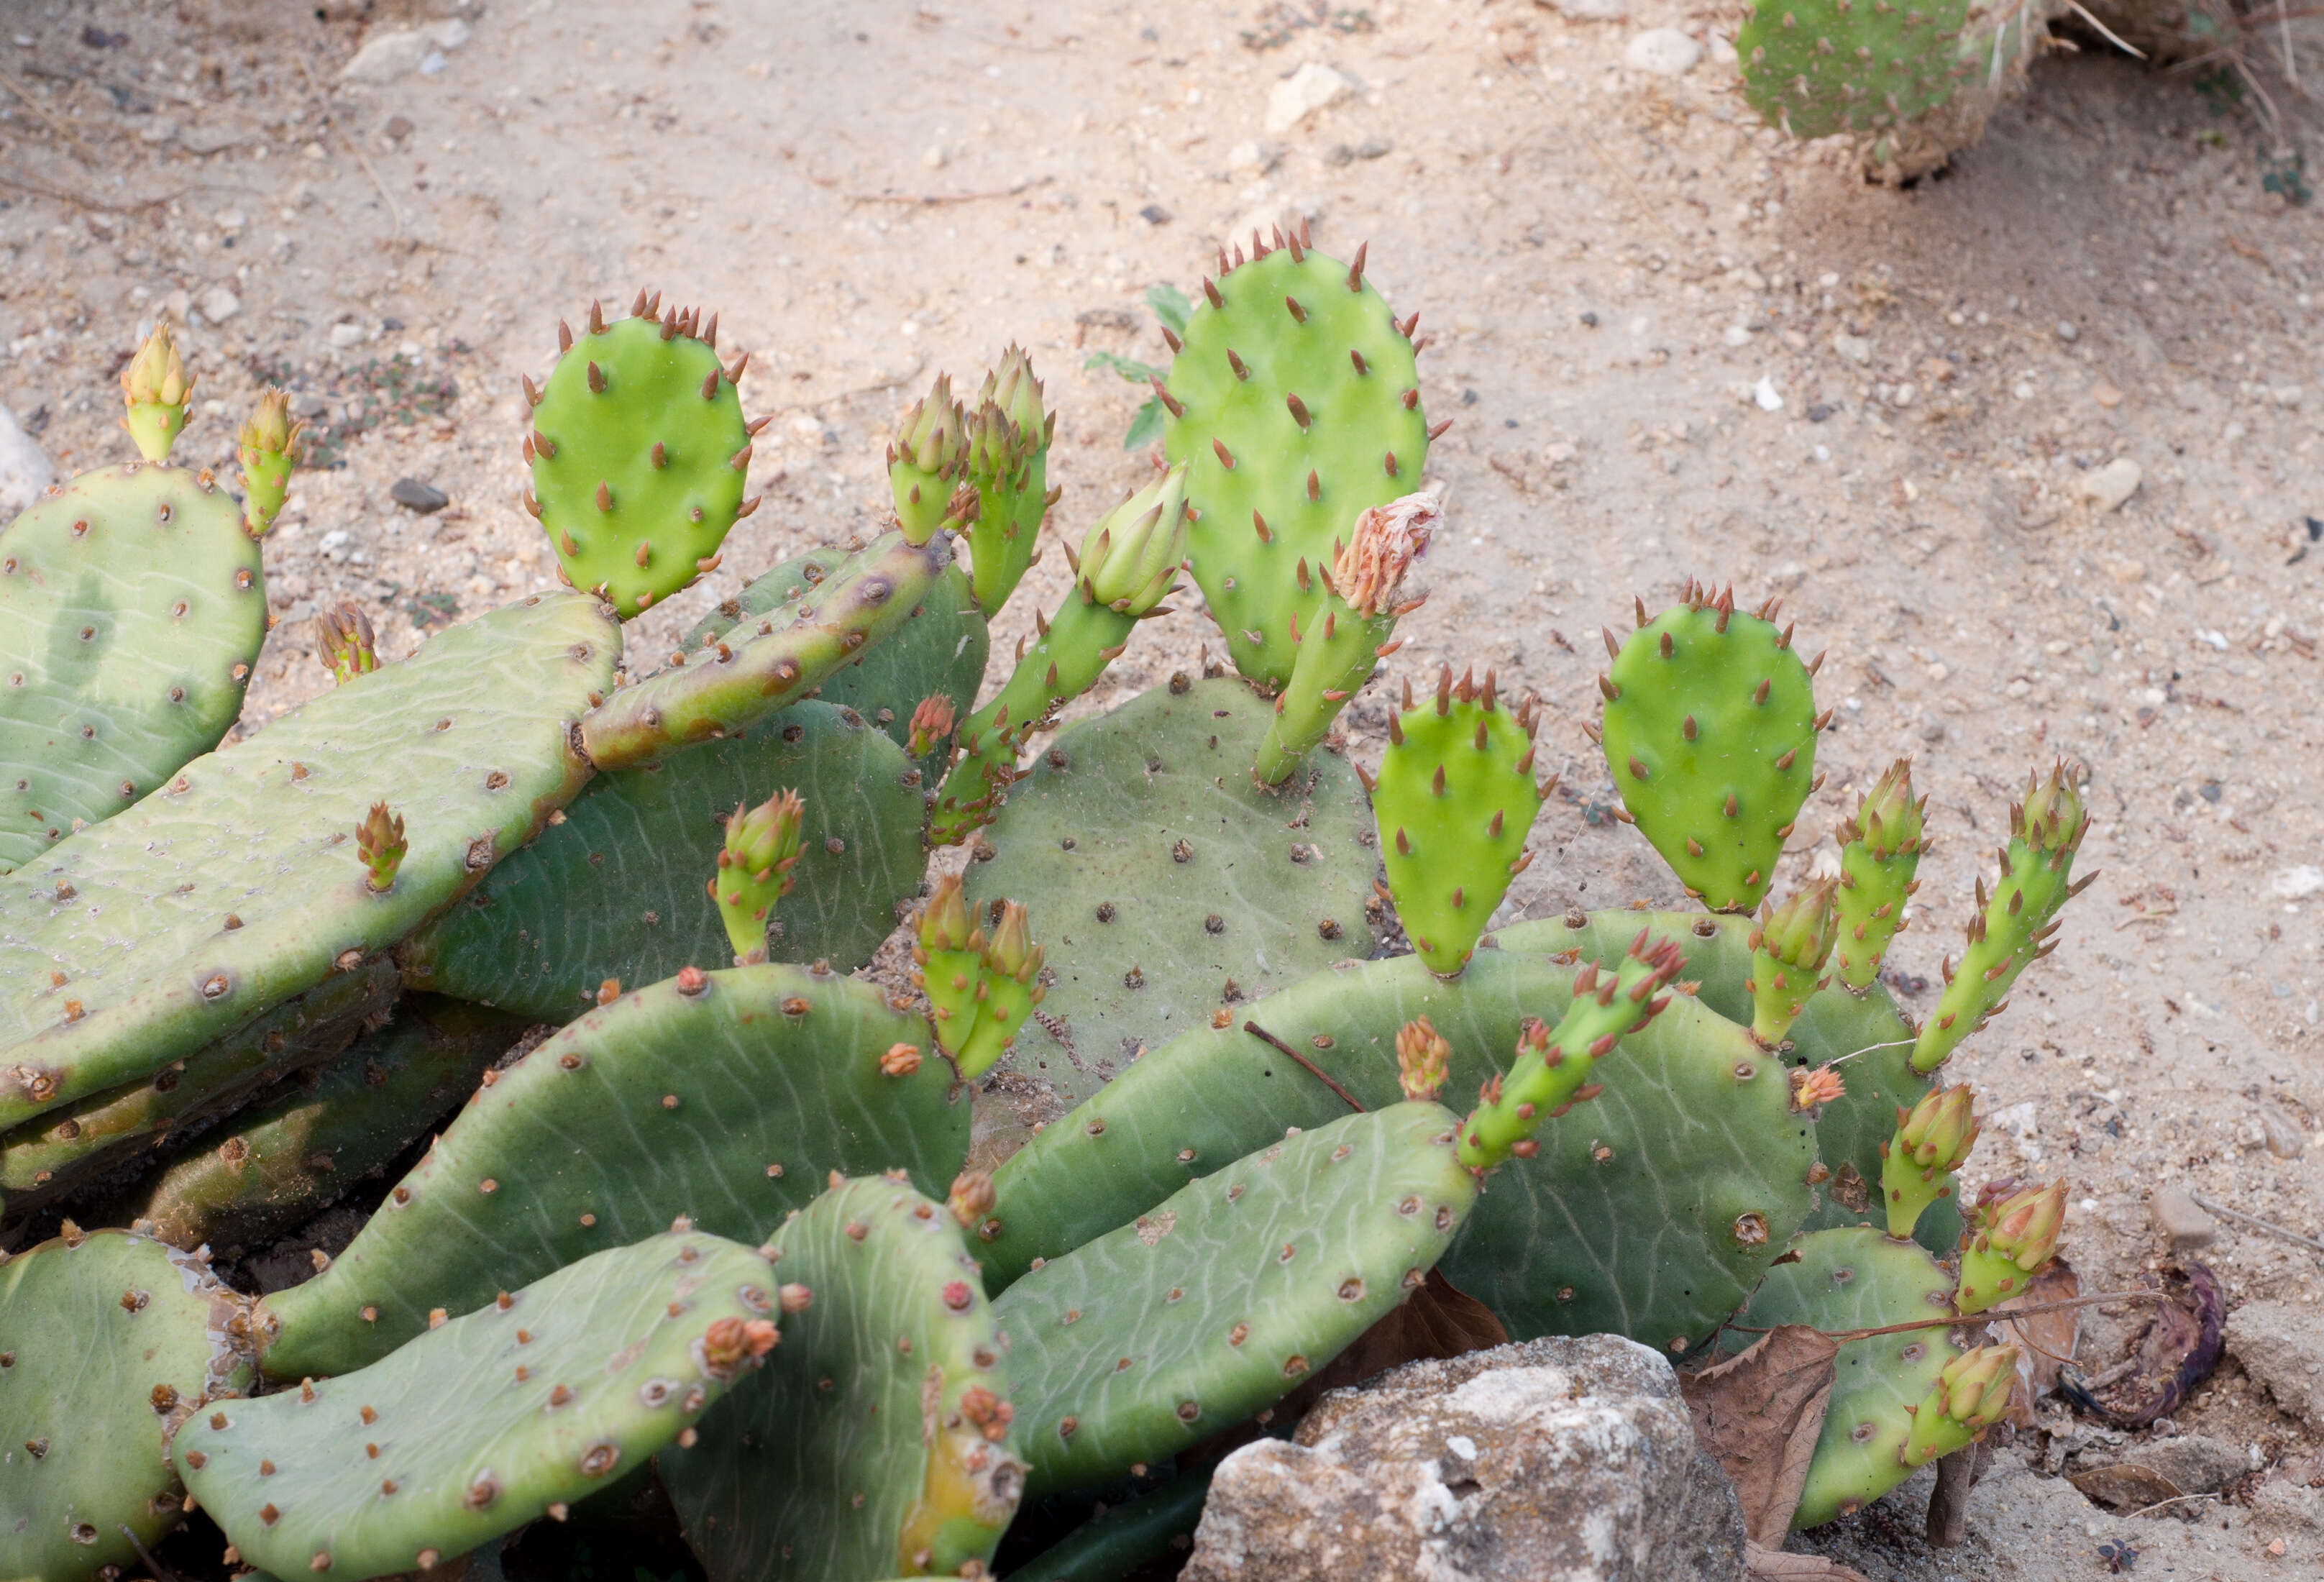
<box><xmin>2123</xmin><ymin>1490</ymin><xmax>2221</xmax><ymax>1520</ymax></box>
<box><xmin>846</xmin><ymin>175</ymin><xmax>1053</xmax><ymax>207</ymax></box>
<box><xmin>2280</xmin><ymin>0</ymin><xmax>2300</xmax><ymax>86</ymax></box>
<box><xmin>1726</xmin><ymin>1289</ymin><xmax>2167</xmax><ymax>1344</ymax></box>
<box><xmin>2064</xmin><ymin>1</ymin><xmax>2149</xmax><ymax>59</ymax></box>
<box><xmin>0</xmin><ymin>70</ymin><xmax>96</xmax><ymax>164</ymax></box>
<box><xmin>2189</xmin><ymin>1192</ymin><xmax>2324</xmax><ymax>1256</ymax></box>
<box><xmin>1242</xmin><ymin>1020</ymin><xmax>1366</xmax><ymax>1114</ymax></box>
<box><xmin>115</xmin><ymin>1524</ymin><xmax>183</xmax><ymax>1582</ymax></box>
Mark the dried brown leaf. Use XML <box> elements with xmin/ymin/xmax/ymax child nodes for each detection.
<box><xmin>1681</xmin><ymin>1324</ymin><xmax>1840</xmax><ymax>1547</ymax></box>
<box><xmin>2069</xmin><ymin>1461</ymin><xmax>2186</xmax><ymax>1511</ymax></box>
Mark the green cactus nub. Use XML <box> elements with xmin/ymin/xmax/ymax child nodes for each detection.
<box><xmin>1879</xmin><ymin>1083</ymin><xmax>1977</xmax><ymax>1240</ymax></box>
<box><xmin>1954</xmin><ymin>1176</ymin><xmax>2066</xmax><ymax>1314</ymax></box>
<box><xmin>959</xmin><ymin>345</ymin><xmax>1057</xmax><ymax>611</ymax></box>
<box><xmin>713</xmin><ymin>787</ymin><xmax>805</xmax><ymax>962</ymax></box>
<box><xmin>314</xmin><ymin>600</ymin><xmax>379</xmax><ymax>685</ymax></box>
<box><xmin>119</xmin><ymin>324</ymin><xmax>194</xmax><ymax>462</ymax></box>
<box><xmin>235</xmin><ymin>388</ymin><xmax>302</xmax><ymax>536</ymax></box>
<box><xmin>1598</xmin><ymin>582</ymin><xmax>1826</xmax><ymax>913</ymax></box>
<box><xmin>1832</xmin><ymin>758</ymin><xmax>1926</xmax><ymax>992</ymax></box>
<box><xmin>1899</xmin><ymin>1343</ymin><xmax>2018</xmax><ymax>1468</ymax></box>
<box><xmin>912</xmin><ymin>874</ymin><xmax>988</xmax><ymax>1062</ymax></box>
<box><xmin>1458</xmin><ymin>931</ymin><xmax>1684</xmax><ymax>1170</ymax></box>
<box><xmin>355</xmin><ymin>801</ymin><xmax>406</xmax><ymax>893</ymax></box>
<box><xmin>1746</xmin><ymin>878</ymin><xmax>1839</xmax><ymax>1048</ymax></box>
<box><xmin>526</xmin><ymin>291</ymin><xmax>755</xmax><ymax>618</ymax></box>
<box><xmin>888</xmin><ymin>371</ymin><xmax>969</xmax><ymax>545</ymax></box>
<box><xmin>956</xmin><ymin>899</ymin><xmax>1046</xmax><ymax>1079</ymax></box>
<box><xmin>1372</xmin><ymin>664</ymin><xmax>1550</xmax><ymax>977</ymax></box>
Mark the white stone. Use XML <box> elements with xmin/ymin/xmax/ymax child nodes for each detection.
<box><xmin>1540</xmin><ymin>0</ymin><xmax>1629</xmax><ymax>19</ymax></box>
<box><xmin>429</xmin><ymin>19</ymin><xmax>472</xmax><ymax>49</ymax></box>
<box><xmin>199</xmin><ymin>287</ymin><xmax>242</xmax><ymax>324</ymax></box>
<box><xmin>0</xmin><ymin>404</ymin><xmax>55</xmax><ymax>519</ymax></box>
<box><xmin>139</xmin><ymin>118</ymin><xmax>178</xmax><ymax>145</ymax></box>
<box><xmin>1722</xmin><ymin>326</ymin><xmax>1750</xmax><ymax>347</ymax></box>
<box><xmin>1264</xmin><ymin>63</ymin><xmax>1358</xmax><ymax>134</ymax></box>
<box><xmin>2272</xmin><ymin>866</ymin><xmax>2324</xmax><ymax>900</ymax></box>
<box><xmin>1624</xmin><ymin>28</ymin><xmax>1703</xmax><ymax>76</ymax></box>
<box><xmin>2077</xmin><ymin>457</ymin><xmax>2142</xmax><ymax>513</ymax></box>
<box><xmin>329</xmin><ymin>321</ymin><xmax>367</xmax><ymax>349</ymax></box>
<box><xmin>1831</xmin><ymin>332</ymin><xmax>1872</xmax><ymax>365</ymax></box>
<box><xmin>342</xmin><ymin>30</ymin><xmax>434</xmax><ymax>84</ymax></box>
<box><xmin>1752</xmin><ymin>375</ymin><xmax>1783</xmax><ymax>412</ymax></box>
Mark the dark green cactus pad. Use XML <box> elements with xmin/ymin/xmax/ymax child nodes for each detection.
<box><xmin>0</xmin><ymin>464</ymin><xmax>267</xmax><ymax>874</ymax></box>
<box><xmin>402</xmin><ymin>700</ymin><xmax>926</xmax><ymax>1020</ymax></box>
<box><xmin>963</xmin><ymin>677</ymin><xmax>1376</xmax><ymax>1110</ymax></box>
<box><xmin>1739</xmin><ymin>0</ymin><xmax>1973</xmax><ymax>141</ymax></box>
<box><xmin>996</xmin><ymin>1102</ymin><xmax>1473</xmax><ymax>1496</ymax></box>
<box><xmin>1721</xmin><ymin>1226</ymin><xmax>1961</xmax><ymax>1528</ymax></box>
<box><xmin>664</xmin><ymin>1175</ymin><xmax>1025</xmax><ymax>1582</ymax></box>
<box><xmin>1163</xmin><ymin>237</ymin><xmax>1430</xmax><ymax>690</ymax></box>
<box><xmin>0</xmin><ymin>590</ymin><xmax>616</xmax><ymax>1133</ymax></box>
<box><xmin>1</xmin><ymin>958</ymin><xmax>398</xmax><ymax>1218</ymax></box>
<box><xmin>529</xmin><ymin>301</ymin><xmax>751</xmax><ymax>618</ymax></box>
<box><xmin>1002</xmin><ymin>1463</ymin><xmax>1214</xmax><ymax>1582</ymax></box>
<box><xmin>104</xmin><ymin>995</ymin><xmax>529</xmax><ymax>1253</ymax></box>
<box><xmin>0</xmin><ymin>1227</ymin><xmax>255</xmax><ymax>1582</ymax></box>
<box><xmin>685</xmin><ymin>552</ymin><xmax>989</xmax><ymax>755</ymax></box>
<box><xmin>178</xmin><ymin>1231</ymin><xmax>782</xmax><ymax>1578</ymax></box>
<box><xmin>1599</xmin><ymin>587</ymin><xmax>1822</xmax><ymax>913</ymax></box>
<box><xmin>259</xmin><ymin>964</ymin><xmax>967</xmax><ymax>1380</ymax></box>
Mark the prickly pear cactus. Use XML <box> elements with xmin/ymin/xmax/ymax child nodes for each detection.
<box><xmin>1878</xmin><ymin>1082</ymin><xmax>1977</xmax><ymax>1243</ymax></box>
<box><xmin>1738</xmin><ymin>0</ymin><xmax>1975</xmax><ymax>141</ymax></box>
<box><xmin>1831</xmin><ymin>759</ymin><xmax>1926</xmax><ymax>992</ymax></box>
<box><xmin>0</xmin><ymin>590</ymin><xmax>616</xmax><ymax>1134</ymax></box>
<box><xmin>178</xmin><ymin>1231</ymin><xmax>782</xmax><ymax>1578</ymax></box>
<box><xmin>1597</xmin><ymin>584</ymin><xmax>1824</xmax><ymax>913</ymax></box>
<box><xmin>0</xmin><ymin>463</ymin><xmax>267</xmax><ymax>873</ymax></box>
<box><xmin>526</xmin><ymin>294</ymin><xmax>755</xmax><ymax>617</ymax></box>
<box><xmin>664</xmin><ymin>1174</ymin><xmax>1025</xmax><ymax>1582</ymax></box>
<box><xmin>260</xmin><ymin>965</ymin><xmax>966</xmax><ymax>1379</ymax></box>
<box><xmin>995</xmin><ymin>1102</ymin><xmax>1475</xmax><ymax>1495</ymax></box>
<box><xmin>1163</xmin><ymin>231</ymin><xmax>1432</xmax><ymax>690</ymax></box>
<box><xmin>1955</xmin><ymin>1177</ymin><xmax>2066</xmax><ymax>1314</ymax></box>
<box><xmin>963</xmin><ymin>677</ymin><xmax>1377</xmax><ymax>1110</ymax></box>
<box><xmin>405</xmin><ymin>701</ymin><xmax>926</xmax><ymax>1020</ymax></box>
<box><xmin>0</xmin><ymin>1227</ymin><xmax>255</xmax><ymax>1582</ymax></box>
<box><xmin>961</xmin><ymin>344</ymin><xmax>1056</xmax><ymax>613</ymax></box>
<box><xmin>106</xmin><ymin>996</ymin><xmax>529</xmax><ymax>1253</ymax></box>
<box><xmin>1745</xmin><ymin>879</ymin><xmax>1839</xmax><ymax>1047</ymax></box>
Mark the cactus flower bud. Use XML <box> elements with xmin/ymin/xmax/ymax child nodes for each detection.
<box><xmin>1395</xmin><ymin>1016</ymin><xmax>1452</xmax><ymax>1102</ymax></box>
<box><xmin>1790</xmin><ymin>1064</ymin><xmax>1847</xmax><ymax>1112</ymax></box>
<box><xmin>1880</xmin><ymin>1082</ymin><xmax>1978</xmax><ymax>1240</ymax></box>
<box><xmin>1330</xmin><ymin>491</ymin><xmax>1440</xmax><ymax>618</ymax></box>
<box><xmin>914</xmin><ymin>872</ymin><xmax>979</xmax><ymax>956</ymax></box>
<box><xmin>1847</xmin><ymin>758</ymin><xmax>1926</xmax><ymax>859</ymax></box>
<box><xmin>1078</xmin><ymin>464</ymin><xmax>1189</xmax><ymax>616</ymax></box>
<box><xmin>314</xmin><ymin>600</ymin><xmax>378</xmax><ymax>686</ymax></box>
<box><xmin>236</xmin><ymin>388</ymin><xmax>303</xmax><ymax>536</ymax></box>
<box><xmin>1954</xmin><ymin>1177</ymin><xmax>2068</xmax><ymax>1314</ymax></box>
<box><xmin>888</xmin><ymin>373</ymin><xmax>967</xmax><ymax>543</ymax></box>
<box><xmin>1900</xmin><ymin>1344</ymin><xmax>2019</xmax><ymax>1468</ymax></box>
<box><xmin>357</xmin><ymin>803</ymin><xmax>406</xmax><ymax>893</ymax></box>
<box><xmin>2016</xmin><ymin>761</ymin><xmax>2087</xmax><ymax>855</ymax></box>
<box><xmin>956</xmin><ymin>900</ymin><xmax>1044</xmax><ymax>1079</ymax></box>
<box><xmin>948</xmin><ymin>1169</ymin><xmax>997</xmax><ymax>1230</ymax></box>
<box><xmin>1746</xmin><ymin>878</ymin><xmax>1839</xmax><ymax>1048</ymax></box>
<box><xmin>912</xmin><ymin>874</ymin><xmax>987</xmax><ymax>1059</ymax></box>
<box><xmin>962</xmin><ymin>400</ymin><xmax>1030</xmax><ymax>491</ymax></box>
<box><xmin>981</xmin><ymin>342</ymin><xmax>1051</xmax><ymax>447</ymax></box>
<box><xmin>713</xmin><ymin>789</ymin><xmax>805</xmax><ymax>963</ymax></box>
<box><xmin>121</xmin><ymin>323</ymin><xmax>195</xmax><ymax>462</ymax></box>
<box><xmin>907</xmin><ymin>693</ymin><xmax>957</xmax><ymax>759</ymax></box>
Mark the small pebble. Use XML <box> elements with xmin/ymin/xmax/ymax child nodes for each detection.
<box><xmin>391</xmin><ymin>478</ymin><xmax>450</xmax><ymax>513</ymax></box>
<box><xmin>2148</xmin><ymin>1185</ymin><xmax>2216</xmax><ymax>1250</ymax></box>
<box><xmin>2056</xmin><ymin>321</ymin><xmax>2080</xmax><ymax>342</ymax></box>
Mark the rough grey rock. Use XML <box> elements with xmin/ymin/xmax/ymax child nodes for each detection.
<box><xmin>2228</xmin><ymin>1300</ymin><xmax>2324</xmax><ymax>1430</ymax></box>
<box><xmin>2147</xmin><ymin>1185</ymin><xmax>2216</xmax><ymax>1250</ymax></box>
<box><xmin>1182</xmin><ymin>1334</ymin><xmax>1744</xmax><ymax>1581</ymax></box>
<box><xmin>0</xmin><ymin>403</ymin><xmax>55</xmax><ymax>519</ymax></box>
<box><xmin>2117</xmin><ymin>1432</ymin><xmax>2245</xmax><ymax>1496</ymax></box>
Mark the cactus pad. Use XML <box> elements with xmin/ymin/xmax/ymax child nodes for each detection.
<box><xmin>1163</xmin><ymin>233</ymin><xmax>1431</xmax><ymax>690</ymax></box>
<box><xmin>260</xmin><ymin>965</ymin><xmax>966</xmax><ymax>1379</ymax></box>
<box><xmin>403</xmin><ymin>701</ymin><xmax>927</xmax><ymax>1020</ymax></box>
<box><xmin>665</xmin><ymin>1174</ymin><xmax>1025</xmax><ymax>1581</ymax></box>
<box><xmin>0</xmin><ymin>464</ymin><xmax>267</xmax><ymax>873</ymax></box>
<box><xmin>995</xmin><ymin>1102</ymin><xmax>1474</xmax><ymax>1495</ymax></box>
<box><xmin>0</xmin><ymin>1227</ymin><xmax>255</xmax><ymax>1582</ymax></box>
<box><xmin>1738</xmin><ymin>0</ymin><xmax>1974</xmax><ymax>141</ymax></box>
<box><xmin>1831</xmin><ymin>758</ymin><xmax>1926</xmax><ymax>992</ymax></box>
<box><xmin>178</xmin><ymin>1231</ymin><xmax>782</xmax><ymax>1578</ymax></box>
<box><xmin>1598</xmin><ymin>585</ymin><xmax>1823</xmax><ymax>913</ymax></box>
<box><xmin>963</xmin><ymin>677</ymin><xmax>1376</xmax><ymax>1110</ymax></box>
<box><xmin>526</xmin><ymin>297</ymin><xmax>753</xmax><ymax>618</ymax></box>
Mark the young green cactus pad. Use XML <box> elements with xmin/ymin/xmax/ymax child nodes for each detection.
<box><xmin>960</xmin><ymin>344</ymin><xmax>1058</xmax><ymax>612</ymax></box>
<box><xmin>961</xmin><ymin>677</ymin><xmax>1376</xmax><ymax>1109</ymax></box>
<box><xmin>580</xmin><ymin>529</ymin><xmax>953</xmax><ymax>771</ymax></box>
<box><xmin>887</xmin><ymin>372</ymin><xmax>969</xmax><ymax>544</ymax></box>
<box><xmin>1163</xmin><ymin>230</ymin><xmax>1434</xmax><ymax>691</ymax></box>
<box><xmin>1954</xmin><ymin>1176</ymin><xmax>2067</xmax><ymax>1314</ymax></box>
<box><xmin>1831</xmin><ymin>759</ymin><xmax>1926</xmax><ymax>992</ymax></box>
<box><xmin>664</xmin><ymin>1175</ymin><xmax>1026</xmax><ymax>1582</ymax></box>
<box><xmin>930</xmin><ymin>466</ymin><xmax>1191</xmax><ymax>845</ymax></box>
<box><xmin>178</xmin><ymin>1231</ymin><xmax>782</xmax><ymax>1579</ymax></box>
<box><xmin>1737</xmin><ymin>0</ymin><xmax>1975</xmax><ymax>141</ymax></box>
<box><xmin>1879</xmin><ymin>1083</ymin><xmax>1978</xmax><ymax>1241</ymax></box>
<box><xmin>357</xmin><ymin>800</ymin><xmax>408</xmax><ymax>892</ymax></box>
<box><xmin>403</xmin><ymin>700</ymin><xmax>925</xmax><ymax>1022</ymax></box>
<box><xmin>0</xmin><ymin>591</ymin><xmax>616</xmax><ymax>1133</ymax></box>
<box><xmin>1899</xmin><ymin>1343</ymin><xmax>2019</xmax><ymax>1468</ymax></box>
<box><xmin>259</xmin><ymin>965</ymin><xmax>966</xmax><ymax>1379</ymax></box>
<box><xmin>913</xmin><ymin>873</ymin><xmax>989</xmax><ymax>1065</ymax></box>
<box><xmin>713</xmin><ymin>787</ymin><xmax>806</xmax><ymax>962</ymax></box>
<box><xmin>1372</xmin><ymin>665</ymin><xmax>1550</xmax><ymax>976</ymax></box>
<box><xmin>314</xmin><ymin>598</ymin><xmax>380</xmax><ymax>686</ymax></box>
<box><xmin>525</xmin><ymin>292</ymin><xmax>757</xmax><ymax>617</ymax></box>
<box><xmin>956</xmin><ymin>900</ymin><xmax>1046</xmax><ymax>1079</ymax></box>
<box><xmin>1724</xmin><ymin>1225</ymin><xmax>1964</xmax><ymax>1527</ymax></box>
<box><xmin>0</xmin><ymin>463</ymin><xmax>268</xmax><ymax>873</ymax></box>
<box><xmin>235</xmin><ymin>387</ymin><xmax>304</xmax><ymax>536</ymax></box>
<box><xmin>119</xmin><ymin>324</ymin><xmax>195</xmax><ymax>462</ymax></box>
<box><xmin>106</xmin><ymin>995</ymin><xmax>529</xmax><ymax>1253</ymax></box>
<box><xmin>0</xmin><ymin>1226</ymin><xmax>255</xmax><ymax>1582</ymax></box>
<box><xmin>1597</xmin><ymin>584</ymin><xmax>1826</xmax><ymax>913</ymax></box>
<box><xmin>1746</xmin><ymin>879</ymin><xmax>1839</xmax><ymax>1047</ymax></box>
<box><xmin>995</xmin><ymin>1102</ymin><xmax>1475</xmax><ymax>1495</ymax></box>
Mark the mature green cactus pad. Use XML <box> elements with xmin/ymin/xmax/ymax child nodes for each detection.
<box><xmin>581</xmin><ymin>530</ymin><xmax>951</xmax><ymax>770</ymax></box>
<box><xmin>0</xmin><ymin>464</ymin><xmax>267</xmax><ymax>874</ymax></box>
<box><xmin>403</xmin><ymin>701</ymin><xmax>926</xmax><ymax>1020</ymax></box>
<box><xmin>260</xmin><ymin>965</ymin><xmax>966</xmax><ymax>1378</ymax></box>
<box><xmin>0</xmin><ymin>1227</ymin><xmax>255</xmax><ymax>1582</ymax></box>
<box><xmin>963</xmin><ymin>677</ymin><xmax>1376</xmax><ymax>1110</ymax></box>
<box><xmin>1163</xmin><ymin>232</ymin><xmax>1431</xmax><ymax>690</ymax></box>
<box><xmin>684</xmin><ymin>550</ymin><xmax>989</xmax><ymax>755</ymax></box>
<box><xmin>1723</xmin><ymin>1226</ymin><xmax>1962</xmax><ymax>1528</ymax></box>
<box><xmin>997</xmin><ymin>1102</ymin><xmax>1474</xmax><ymax>1495</ymax></box>
<box><xmin>527</xmin><ymin>297</ymin><xmax>752</xmax><ymax>618</ymax></box>
<box><xmin>1738</xmin><ymin>0</ymin><xmax>1974</xmax><ymax>141</ymax></box>
<box><xmin>178</xmin><ymin>1231</ymin><xmax>782</xmax><ymax>1578</ymax></box>
<box><xmin>0</xmin><ymin>591</ymin><xmax>615</xmax><ymax>1133</ymax></box>
<box><xmin>106</xmin><ymin>995</ymin><xmax>528</xmax><ymax>1253</ymax></box>
<box><xmin>1598</xmin><ymin>585</ymin><xmax>1824</xmax><ymax>913</ymax></box>
<box><xmin>665</xmin><ymin>1175</ymin><xmax>1026</xmax><ymax>1582</ymax></box>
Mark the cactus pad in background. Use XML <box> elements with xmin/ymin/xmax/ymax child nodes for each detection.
<box><xmin>1164</xmin><ymin>231</ymin><xmax>1432</xmax><ymax>690</ymax></box>
<box><xmin>0</xmin><ymin>464</ymin><xmax>268</xmax><ymax>873</ymax></box>
<box><xmin>178</xmin><ymin>1231</ymin><xmax>781</xmax><ymax>1578</ymax></box>
<box><xmin>664</xmin><ymin>1175</ymin><xmax>1025</xmax><ymax>1582</ymax></box>
<box><xmin>1372</xmin><ymin>666</ymin><xmax>1549</xmax><ymax>976</ymax></box>
<box><xmin>0</xmin><ymin>1227</ymin><xmax>255</xmax><ymax>1582</ymax></box>
<box><xmin>1597</xmin><ymin>585</ymin><xmax>1824</xmax><ymax>913</ymax></box>
<box><xmin>1737</xmin><ymin>0</ymin><xmax>1975</xmax><ymax>141</ymax></box>
<box><xmin>259</xmin><ymin>965</ymin><xmax>965</xmax><ymax>1379</ymax></box>
<box><xmin>996</xmin><ymin>1102</ymin><xmax>1474</xmax><ymax>1495</ymax></box>
<box><xmin>1831</xmin><ymin>759</ymin><xmax>1926</xmax><ymax>992</ymax></box>
<box><xmin>403</xmin><ymin>701</ymin><xmax>927</xmax><ymax>1022</ymax></box>
<box><xmin>0</xmin><ymin>590</ymin><xmax>614</xmax><ymax>1133</ymax></box>
<box><xmin>526</xmin><ymin>293</ymin><xmax>756</xmax><ymax>616</ymax></box>
<box><xmin>962</xmin><ymin>677</ymin><xmax>1376</xmax><ymax>1109</ymax></box>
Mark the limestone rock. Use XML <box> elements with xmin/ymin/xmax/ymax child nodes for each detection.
<box><xmin>1264</xmin><ymin>63</ymin><xmax>1358</xmax><ymax>134</ymax></box>
<box><xmin>2228</xmin><ymin>1302</ymin><xmax>2324</xmax><ymax>1431</ymax></box>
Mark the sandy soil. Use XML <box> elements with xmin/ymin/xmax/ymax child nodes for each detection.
<box><xmin>3</xmin><ymin>0</ymin><xmax>2322</xmax><ymax>1575</ymax></box>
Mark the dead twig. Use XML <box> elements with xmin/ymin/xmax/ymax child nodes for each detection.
<box><xmin>846</xmin><ymin>175</ymin><xmax>1053</xmax><ymax>207</ymax></box>
<box><xmin>116</xmin><ymin>1524</ymin><xmax>183</xmax><ymax>1582</ymax></box>
<box><xmin>2188</xmin><ymin>1192</ymin><xmax>2324</xmax><ymax>1256</ymax></box>
<box><xmin>0</xmin><ymin>70</ymin><xmax>96</xmax><ymax>165</ymax></box>
<box><xmin>1242</xmin><ymin>1020</ymin><xmax>1366</xmax><ymax>1114</ymax></box>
